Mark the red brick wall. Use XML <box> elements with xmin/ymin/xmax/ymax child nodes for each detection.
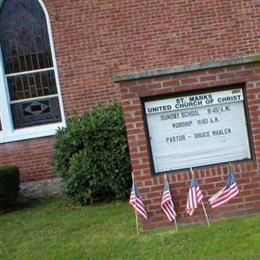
<box><xmin>0</xmin><ymin>137</ymin><xmax>54</xmax><ymax>182</ymax></box>
<box><xmin>1</xmin><ymin>0</ymin><xmax>260</xmax><ymax>181</ymax></box>
<box><xmin>119</xmin><ymin>63</ymin><xmax>260</xmax><ymax>229</ymax></box>
<box><xmin>49</xmin><ymin>0</ymin><xmax>260</xmax><ymax>114</ymax></box>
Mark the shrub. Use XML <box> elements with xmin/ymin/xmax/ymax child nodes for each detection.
<box><xmin>0</xmin><ymin>165</ymin><xmax>20</xmax><ymax>209</ymax></box>
<box><xmin>53</xmin><ymin>102</ymin><xmax>131</xmax><ymax>205</ymax></box>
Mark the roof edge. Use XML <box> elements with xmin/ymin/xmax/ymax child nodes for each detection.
<box><xmin>113</xmin><ymin>54</ymin><xmax>260</xmax><ymax>82</ymax></box>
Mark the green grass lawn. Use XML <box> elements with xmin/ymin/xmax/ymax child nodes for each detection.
<box><xmin>0</xmin><ymin>198</ymin><xmax>259</xmax><ymax>260</ymax></box>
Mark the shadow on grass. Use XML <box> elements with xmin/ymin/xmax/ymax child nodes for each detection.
<box><xmin>0</xmin><ymin>195</ymin><xmax>56</xmax><ymax>215</ymax></box>
<box><xmin>0</xmin><ymin>194</ymin><xmax>129</xmax><ymax>216</ymax></box>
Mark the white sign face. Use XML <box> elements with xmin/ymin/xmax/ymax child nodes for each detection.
<box><xmin>144</xmin><ymin>88</ymin><xmax>252</xmax><ymax>173</ymax></box>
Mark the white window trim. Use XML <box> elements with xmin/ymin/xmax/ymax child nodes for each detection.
<box><xmin>0</xmin><ymin>0</ymin><xmax>66</xmax><ymax>144</ymax></box>
<box><xmin>6</xmin><ymin>67</ymin><xmax>55</xmax><ymax>78</ymax></box>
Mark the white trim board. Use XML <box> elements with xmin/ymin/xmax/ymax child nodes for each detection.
<box><xmin>0</xmin><ymin>0</ymin><xmax>66</xmax><ymax>144</ymax></box>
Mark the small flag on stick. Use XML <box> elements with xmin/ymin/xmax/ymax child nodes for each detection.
<box><xmin>186</xmin><ymin>174</ymin><xmax>204</xmax><ymax>216</ymax></box>
<box><xmin>209</xmin><ymin>169</ymin><xmax>239</xmax><ymax>208</ymax></box>
<box><xmin>160</xmin><ymin>176</ymin><xmax>177</xmax><ymax>222</ymax></box>
<box><xmin>129</xmin><ymin>181</ymin><xmax>148</xmax><ymax>220</ymax></box>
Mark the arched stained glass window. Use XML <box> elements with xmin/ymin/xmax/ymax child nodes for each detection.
<box><xmin>0</xmin><ymin>0</ymin><xmax>53</xmax><ymax>74</ymax></box>
<box><xmin>0</xmin><ymin>0</ymin><xmax>65</xmax><ymax>142</ymax></box>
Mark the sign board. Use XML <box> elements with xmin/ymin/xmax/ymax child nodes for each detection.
<box><xmin>144</xmin><ymin>88</ymin><xmax>252</xmax><ymax>174</ymax></box>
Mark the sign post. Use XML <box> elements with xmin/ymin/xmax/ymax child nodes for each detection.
<box><xmin>163</xmin><ymin>174</ymin><xmax>178</xmax><ymax>231</ymax></box>
<box><xmin>190</xmin><ymin>168</ymin><xmax>211</xmax><ymax>227</ymax></box>
<box><xmin>131</xmin><ymin>171</ymin><xmax>140</xmax><ymax>236</ymax></box>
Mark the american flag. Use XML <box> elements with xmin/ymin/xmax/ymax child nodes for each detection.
<box><xmin>209</xmin><ymin>170</ymin><xmax>239</xmax><ymax>208</ymax></box>
<box><xmin>186</xmin><ymin>176</ymin><xmax>203</xmax><ymax>216</ymax></box>
<box><xmin>129</xmin><ymin>182</ymin><xmax>148</xmax><ymax>220</ymax></box>
<box><xmin>160</xmin><ymin>178</ymin><xmax>177</xmax><ymax>222</ymax></box>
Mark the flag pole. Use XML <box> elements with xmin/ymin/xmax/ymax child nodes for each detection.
<box><xmin>132</xmin><ymin>171</ymin><xmax>140</xmax><ymax>236</ymax></box>
<box><xmin>228</xmin><ymin>163</ymin><xmax>233</xmax><ymax>172</ymax></box>
<box><xmin>201</xmin><ymin>201</ymin><xmax>211</xmax><ymax>227</ymax></box>
<box><xmin>190</xmin><ymin>168</ymin><xmax>211</xmax><ymax>227</ymax></box>
<box><xmin>164</xmin><ymin>174</ymin><xmax>178</xmax><ymax>231</ymax></box>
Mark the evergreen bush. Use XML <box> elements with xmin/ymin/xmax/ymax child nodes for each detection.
<box><xmin>53</xmin><ymin>102</ymin><xmax>131</xmax><ymax>205</ymax></box>
<box><xmin>0</xmin><ymin>165</ymin><xmax>20</xmax><ymax>209</ymax></box>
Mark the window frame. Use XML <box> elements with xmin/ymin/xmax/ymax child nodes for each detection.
<box><xmin>0</xmin><ymin>0</ymin><xmax>66</xmax><ymax>143</ymax></box>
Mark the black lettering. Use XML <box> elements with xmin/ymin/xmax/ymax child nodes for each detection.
<box><xmin>197</xmin><ymin>118</ymin><xmax>208</xmax><ymax>125</ymax></box>
<box><xmin>194</xmin><ymin>131</ymin><xmax>210</xmax><ymax>138</ymax></box>
<box><xmin>207</xmin><ymin>106</ymin><xmax>231</xmax><ymax>114</ymax></box>
<box><xmin>217</xmin><ymin>95</ymin><xmax>241</xmax><ymax>103</ymax></box>
<box><xmin>172</xmin><ymin>121</ymin><xmax>192</xmax><ymax>128</ymax></box>
<box><xmin>175</xmin><ymin>101</ymin><xmax>203</xmax><ymax>109</ymax></box>
<box><xmin>210</xmin><ymin>117</ymin><xmax>219</xmax><ymax>123</ymax></box>
<box><xmin>166</xmin><ymin>135</ymin><xmax>186</xmax><ymax>143</ymax></box>
<box><xmin>161</xmin><ymin>113</ymin><xmax>180</xmax><ymax>121</ymax></box>
<box><xmin>212</xmin><ymin>128</ymin><xmax>232</xmax><ymax>136</ymax></box>
<box><xmin>181</xmin><ymin>110</ymin><xmax>200</xmax><ymax>118</ymax></box>
<box><xmin>148</xmin><ymin>105</ymin><xmax>172</xmax><ymax>113</ymax></box>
